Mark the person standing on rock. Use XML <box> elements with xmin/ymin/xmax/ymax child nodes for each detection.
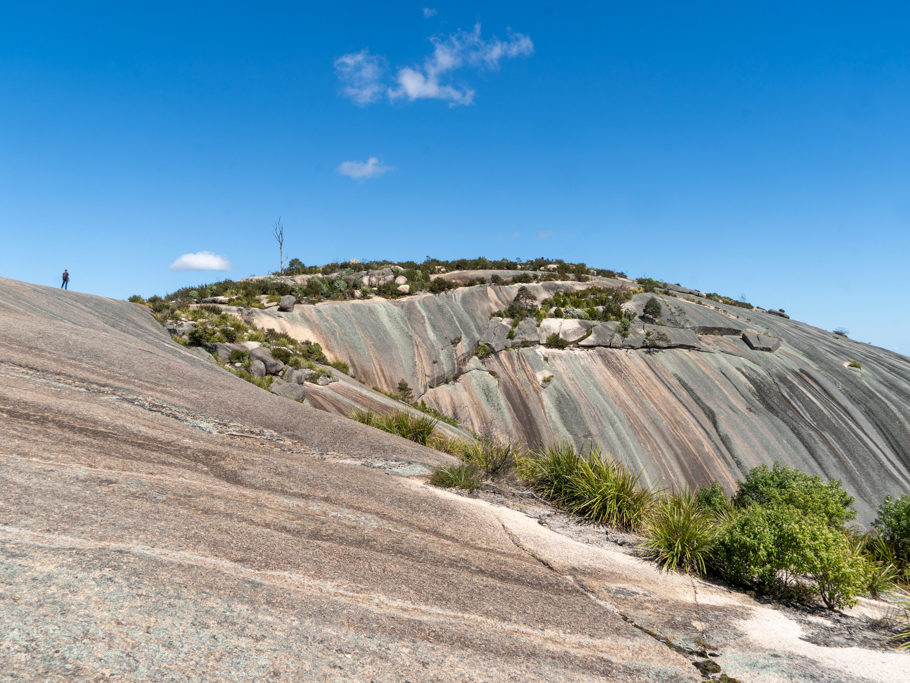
<box><xmin>61</xmin><ymin>269</ymin><xmax>70</xmax><ymax>290</ymax></box>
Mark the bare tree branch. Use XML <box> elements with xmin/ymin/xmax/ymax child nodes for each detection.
<box><xmin>272</xmin><ymin>217</ymin><xmax>285</xmax><ymax>274</ymax></box>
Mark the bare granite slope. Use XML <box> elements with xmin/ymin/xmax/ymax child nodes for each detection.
<box><xmin>245</xmin><ymin>281</ymin><xmax>910</xmax><ymax>524</ymax></box>
<box><xmin>0</xmin><ymin>276</ymin><xmax>906</xmax><ymax>681</ymax></box>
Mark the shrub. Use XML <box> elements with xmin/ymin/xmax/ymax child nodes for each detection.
<box><xmin>644</xmin><ymin>490</ymin><xmax>718</xmax><ymax>575</ymax></box>
<box><xmin>643</xmin><ymin>297</ymin><xmax>662</xmax><ymax>320</ymax></box>
<box><xmin>187</xmin><ymin>325</ymin><xmax>217</xmax><ymax>347</ymax></box>
<box><xmin>848</xmin><ymin>360</ymin><xmax>862</xmax><ymax>369</ymax></box>
<box><xmin>228</xmin><ymin>349</ymin><xmax>249</xmax><ymax>363</ymax></box>
<box><xmin>713</xmin><ymin>504</ymin><xmax>869</xmax><ymax>608</ymax></box>
<box><xmin>474</xmin><ymin>343</ymin><xmax>492</xmax><ymax>359</ymax></box>
<box><xmin>330</xmin><ymin>360</ymin><xmax>350</xmax><ymax>374</ymax></box>
<box><xmin>429</xmin><ymin>463</ymin><xmax>483</xmax><ymax>490</ymax></box>
<box><xmin>544</xmin><ymin>333</ymin><xmax>569</xmax><ymax>349</ymax></box>
<box><xmin>732</xmin><ymin>462</ymin><xmax>856</xmax><ymax>527</ymax></box>
<box><xmin>519</xmin><ymin>442</ymin><xmax>583</xmax><ymax>506</ymax></box>
<box><xmin>696</xmin><ymin>481</ymin><xmax>733</xmax><ymax>518</ymax></box>
<box><xmin>461</xmin><ymin>437</ymin><xmax>523</xmax><ymax>479</ymax></box>
<box><xmin>397</xmin><ymin>379</ymin><xmax>413</xmax><ymax>401</ymax></box>
<box><xmin>873</xmin><ymin>494</ymin><xmax>910</xmax><ymax>573</ymax></box>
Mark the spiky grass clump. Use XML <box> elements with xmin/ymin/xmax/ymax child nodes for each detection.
<box><xmin>644</xmin><ymin>490</ymin><xmax>719</xmax><ymax>575</ymax></box>
<box><xmin>461</xmin><ymin>437</ymin><xmax>524</xmax><ymax>479</ymax></box>
<box><xmin>520</xmin><ymin>442</ymin><xmax>653</xmax><ymax>532</ymax></box>
<box><xmin>518</xmin><ymin>442</ymin><xmax>583</xmax><ymax>505</ymax></box>
<box><xmin>429</xmin><ymin>463</ymin><xmax>483</xmax><ymax>490</ymax></box>
<box><xmin>351</xmin><ymin>409</ymin><xmax>437</xmax><ymax>446</ymax></box>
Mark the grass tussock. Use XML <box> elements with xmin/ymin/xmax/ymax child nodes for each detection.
<box><xmin>643</xmin><ymin>490</ymin><xmax>718</xmax><ymax>574</ymax></box>
<box><xmin>351</xmin><ymin>409</ymin><xmax>437</xmax><ymax>446</ymax></box>
<box><xmin>520</xmin><ymin>442</ymin><xmax>653</xmax><ymax>532</ymax></box>
<box><xmin>429</xmin><ymin>463</ymin><xmax>483</xmax><ymax>490</ymax></box>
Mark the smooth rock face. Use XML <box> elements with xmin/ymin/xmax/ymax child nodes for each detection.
<box><xmin>481</xmin><ymin>317</ymin><xmax>512</xmax><ymax>352</ymax></box>
<box><xmin>245</xmin><ymin>280</ymin><xmax>910</xmax><ymax>523</ymax></box>
<box><xmin>278</xmin><ymin>294</ymin><xmax>297</xmax><ymax>312</ymax></box>
<box><xmin>538</xmin><ymin>318</ymin><xmax>593</xmax><ymax>344</ymax></box>
<box><xmin>0</xmin><ymin>276</ymin><xmax>907</xmax><ymax>681</ymax></box>
<box><xmin>271</xmin><ymin>377</ymin><xmax>306</xmax><ymax>401</ymax></box>
<box><xmin>742</xmin><ymin>331</ymin><xmax>781</xmax><ymax>352</ymax></box>
<box><xmin>511</xmin><ymin>317</ymin><xmax>539</xmax><ymax>344</ymax></box>
<box><xmin>249</xmin><ymin>358</ymin><xmax>267</xmax><ymax>377</ymax></box>
<box><xmin>250</xmin><ymin>347</ymin><xmax>284</xmax><ymax>375</ymax></box>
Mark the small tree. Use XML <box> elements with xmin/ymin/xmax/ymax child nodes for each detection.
<box><xmin>643</xmin><ymin>297</ymin><xmax>662</xmax><ymax>320</ymax></box>
<box><xmin>397</xmin><ymin>379</ymin><xmax>413</xmax><ymax>402</ymax></box>
<box><xmin>272</xmin><ymin>217</ymin><xmax>285</xmax><ymax>274</ymax></box>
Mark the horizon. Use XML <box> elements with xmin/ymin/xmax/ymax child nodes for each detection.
<box><xmin>1</xmin><ymin>2</ymin><xmax>908</xmax><ymax>355</ymax></box>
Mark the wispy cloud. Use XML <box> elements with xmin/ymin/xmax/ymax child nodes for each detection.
<box><xmin>334</xmin><ymin>49</ymin><xmax>386</xmax><ymax>105</ymax></box>
<box><xmin>337</xmin><ymin>157</ymin><xmax>394</xmax><ymax>180</ymax></box>
<box><xmin>336</xmin><ymin>22</ymin><xmax>533</xmax><ymax>107</ymax></box>
<box><xmin>169</xmin><ymin>251</ymin><xmax>231</xmax><ymax>271</ymax></box>
<box><xmin>537</xmin><ymin>231</ymin><xmax>553</xmax><ymax>239</ymax></box>
<box><xmin>422</xmin><ymin>8</ymin><xmax>437</xmax><ymax>18</ymax></box>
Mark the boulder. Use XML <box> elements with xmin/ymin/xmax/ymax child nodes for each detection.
<box><xmin>249</xmin><ymin>359</ymin><xmax>267</xmax><ymax>378</ymax></box>
<box><xmin>742</xmin><ymin>331</ymin><xmax>781</xmax><ymax>352</ymax></box>
<box><xmin>767</xmin><ymin>309</ymin><xmax>790</xmax><ymax>319</ymax></box>
<box><xmin>316</xmin><ymin>373</ymin><xmax>336</xmax><ymax>386</ymax></box>
<box><xmin>281</xmin><ymin>367</ymin><xmax>309</xmax><ymax>385</ymax></box>
<box><xmin>271</xmin><ymin>378</ymin><xmax>306</xmax><ymax>401</ymax></box>
<box><xmin>278</xmin><ymin>295</ymin><xmax>296</xmax><ymax>312</ymax></box>
<box><xmin>186</xmin><ymin>346</ymin><xmax>216</xmax><ymax>363</ymax></box>
<box><xmin>579</xmin><ymin>323</ymin><xmax>617</xmax><ymax>348</ymax></box>
<box><xmin>394</xmin><ymin>275</ymin><xmax>408</xmax><ymax>285</ymax></box>
<box><xmin>511</xmin><ymin>318</ymin><xmax>539</xmax><ymax>345</ymax></box>
<box><xmin>199</xmin><ymin>296</ymin><xmax>230</xmax><ymax>305</ymax></box>
<box><xmin>480</xmin><ymin>317</ymin><xmax>512</xmax><ymax>353</ymax></box>
<box><xmin>250</xmin><ymin>347</ymin><xmax>284</xmax><ymax>375</ymax></box>
<box><xmin>212</xmin><ymin>342</ymin><xmax>249</xmax><ymax>363</ymax></box>
<box><xmin>166</xmin><ymin>321</ymin><xmax>196</xmax><ymax>335</ymax></box>
<box><xmin>538</xmin><ymin>318</ymin><xmax>593</xmax><ymax>344</ymax></box>
<box><xmin>397</xmin><ymin>284</ymin><xmax>410</xmax><ymax>294</ymax></box>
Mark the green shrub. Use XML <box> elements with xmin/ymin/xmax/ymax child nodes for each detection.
<box><xmin>732</xmin><ymin>463</ymin><xmax>856</xmax><ymax>527</ymax></box>
<box><xmin>429</xmin><ymin>463</ymin><xmax>483</xmax><ymax>490</ymax></box>
<box><xmin>544</xmin><ymin>333</ymin><xmax>569</xmax><ymax>349</ymax></box>
<box><xmin>187</xmin><ymin>325</ymin><xmax>217</xmax><ymax>347</ymax></box>
<box><xmin>696</xmin><ymin>481</ymin><xmax>733</xmax><ymax>518</ymax></box>
<box><xmin>873</xmin><ymin>494</ymin><xmax>910</xmax><ymax>574</ymax></box>
<box><xmin>397</xmin><ymin>379</ymin><xmax>413</xmax><ymax>401</ymax></box>
<box><xmin>644</xmin><ymin>490</ymin><xmax>718</xmax><ymax>575</ymax></box>
<box><xmin>713</xmin><ymin>504</ymin><xmax>869</xmax><ymax>608</ymax></box>
<box><xmin>228</xmin><ymin>349</ymin><xmax>249</xmax><ymax>363</ymax></box>
<box><xmin>519</xmin><ymin>442</ymin><xmax>583</xmax><ymax>506</ymax></box>
<box><xmin>643</xmin><ymin>297</ymin><xmax>662</xmax><ymax>319</ymax></box>
<box><xmin>330</xmin><ymin>360</ymin><xmax>350</xmax><ymax>374</ymax></box>
<box><xmin>848</xmin><ymin>360</ymin><xmax>862</xmax><ymax>369</ymax></box>
<box><xmin>475</xmin><ymin>343</ymin><xmax>492</xmax><ymax>359</ymax></box>
<box><xmin>270</xmin><ymin>347</ymin><xmax>292</xmax><ymax>363</ymax></box>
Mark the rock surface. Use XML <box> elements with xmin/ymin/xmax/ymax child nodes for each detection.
<box><xmin>278</xmin><ymin>294</ymin><xmax>297</xmax><ymax>312</ymax></box>
<box><xmin>245</xmin><ymin>281</ymin><xmax>910</xmax><ymax>523</ymax></box>
<box><xmin>0</xmin><ymin>276</ymin><xmax>907</xmax><ymax>681</ymax></box>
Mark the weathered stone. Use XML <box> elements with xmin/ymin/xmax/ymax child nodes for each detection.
<box><xmin>480</xmin><ymin>317</ymin><xmax>512</xmax><ymax>353</ymax></box>
<box><xmin>742</xmin><ymin>331</ymin><xmax>781</xmax><ymax>352</ymax></box>
<box><xmin>397</xmin><ymin>284</ymin><xmax>410</xmax><ymax>294</ymax></box>
<box><xmin>767</xmin><ymin>309</ymin><xmax>790</xmax><ymax>319</ymax></box>
<box><xmin>166</xmin><ymin>321</ymin><xmax>196</xmax><ymax>335</ymax></box>
<box><xmin>316</xmin><ymin>373</ymin><xmax>336</xmax><ymax>386</ymax></box>
<box><xmin>578</xmin><ymin>323</ymin><xmax>617</xmax><ymax>347</ymax></box>
<box><xmin>186</xmin><ymin>346</ymin><xmax>216</xmax><ymax>363</ymax></box>
<box><xmin>278</xmin><ymin>295</ymin><xmax>296</xmax><ymax>312</ymax></box>
<box><xmin>270</xmin><ymin>377</ymin><xmax>306</xmax><ymax>401</ymax></box>
<box><xmin>538</xmin><ymin>318</ymin><xmax>593</xmax><ymax>344</ymax></box>
<box><xmin>249</xmin><ymin>359</ymin><xmax>267</xmax><ymax>377</ymax></box>
<box><xmin>511</xmin><ymin>318</ymin><xmax>539</xmax><ymax>345</ymax></box>
<box><xmin>200</xmin><ymin>296</ymin><xmax>230</xmax><ymax>304</ymax></box>
<box><xmin>394</xmin><ymin>275</ymin><xmax>407</xmax><ymax>285</ymax></box>
<box><xmin>250</xmin><ymin>347</ymin><xmax>284</xmax><ymax>375</ymax></box>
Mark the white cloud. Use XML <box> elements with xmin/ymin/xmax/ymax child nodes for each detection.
<box><xmin>169</xmin><ymin>251</ymin><xmax>232</xmax><ymax>271</ymax></box>
<box><xmin>422</xmin><ymin>8</ymin><xmax>437</xmax><ymax>18</ymax></box>
<box><xmin>337</xmin><ymin>23</ymin><xmax>533</xmax><ymax>107</ymax></box>
<box><xmin>334</xmin><ymin>49</ymin><xmax>386</xmax><ymax>105</ymax></box>
<box><xmin>337</xmin><ymin>157</ymin><xmax>394</xmax><ymax>180</ymax></box>
<box><xmin>537</xmin><ymin>231</ymin><xmax>553</xmax><ymax>239</ymax></box>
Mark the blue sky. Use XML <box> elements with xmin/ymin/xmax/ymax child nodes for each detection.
<box><xmin>1</xmin><ymin>2</ymin><xmax>908</xmax><ymax>354</ymax></box>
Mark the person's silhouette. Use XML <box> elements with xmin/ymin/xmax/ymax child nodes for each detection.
<box><xmin>61</xmin><ymin>269</ymin><xmax>70</xmax><ymax>290</ymax></box>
